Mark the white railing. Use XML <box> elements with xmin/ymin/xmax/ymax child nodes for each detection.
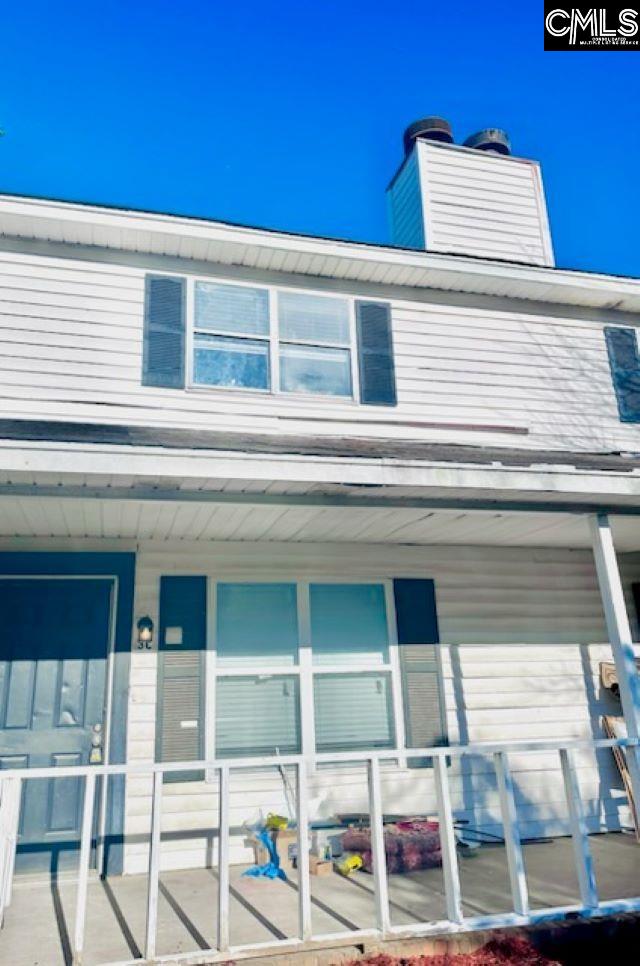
<box><xmin>1</xmin><ymin>736</ymin><xmax>640</xmax><ymax>965</ymax></box>
<box><xmin>0</xmin><ymin>778</ymin><xmax>20</xmax><ymax>926</ymax></box>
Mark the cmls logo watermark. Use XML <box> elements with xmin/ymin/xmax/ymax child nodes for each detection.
<box><xmin>544</xmin><ymin>3</ymin><xmax>640</xmax><ymax>48</ymax></box>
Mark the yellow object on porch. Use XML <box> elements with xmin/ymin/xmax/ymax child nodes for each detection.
<box><xmin>337</xmin><ymin>854</ymin><xmax>363</xmax><ymax>876</ymax></box>
<box><xmin>265</xmin><ymin>813</ymin><xmax>288</xmax><ymax>830</ymax></box>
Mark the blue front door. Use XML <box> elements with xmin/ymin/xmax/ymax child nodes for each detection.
<box><xmin>0</xmin><ymin>578</ymin><xmax>112</xmax><ymax>872</ymax></box>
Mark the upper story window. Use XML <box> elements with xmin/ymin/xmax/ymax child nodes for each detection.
<box><xmin>192</xmin><ymin>280</ymin><xmax>354</xmax><ymax>398</ymax></box>
<box><xmin>193</xmin><ymin>282</ymin><xmax>270</xmax><ymax>391</ymax></box>
<box><xmin>142</xmin><ymin>272</ymin><xmax>397</xmax><ymax>407</ymax></box>
<box><xmin>278</xmin><ymin>291</ymin><xmax>352</xmax><ymax>397</ymax></box>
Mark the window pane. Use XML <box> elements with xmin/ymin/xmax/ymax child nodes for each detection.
<box><xmin>310</xmin><ymin>583</ymin><xmax>389</xmax><ymax>665</ymax></box>
<box><xmin>194</xmin><ymin>334</ymin><xmax>269</xmax><ymax>389</ymax></box>
<box><xmin>195</xmin><ymin>282</ymin><xmax>269</xmax><ymax>336</ymax></box>
<box><xmin>279</xmin><ymin>291</ymin><xmax>350</xmax><ymax>344</ymax></box>
<box><xmin>216</xmin><ymin>675</ymin><xmax>300</xmax><ymax>758</ymax></box>
<box><xmin>280</xmin><ymin>344</ymin><xmax>351</xmax><ymax>396</ymax></box>
<box><xmin>216</xmin><ymin>583</ymin><xmax>299</xmax><ymax>668</ymax></box>
<box><xmin>314</xmin><ymin>673</ymin><xmax>395</xmax><ymax>752</ymax></box>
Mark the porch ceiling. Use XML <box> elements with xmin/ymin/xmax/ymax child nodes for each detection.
<box><xmin>2</xmin><ymin>494</ymin><xmax>640</xmax><ymax>549</ymax></box>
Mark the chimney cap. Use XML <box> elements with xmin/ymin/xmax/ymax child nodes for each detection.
<box><xmin>463</xmin><ymin>128</ymin><xmax>511</xmax><ymax>155</ymax></box>
<box><xmin>403</xmin><ymin>116</ymin><xmax>453</xmax><ymax>155</ymax></box>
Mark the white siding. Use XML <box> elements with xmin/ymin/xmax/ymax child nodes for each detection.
<box><xmin>417</xmin><ymin>141</ymin><xmax>554</xmax><ymax>267</ymax></box>
<box><xmin>123</xmin><ymin>540</ymin><xmax>631</xmax><ymax>874</ymax></box>
<box><xmin>0</xmin><ymin>247</ymin><xmax>639</xmax><ymax>455</ymax></box>
<box><xmin>386</xmin><ymin>150</ymin><xmax>425</xmax><ymax>250</ymax></box>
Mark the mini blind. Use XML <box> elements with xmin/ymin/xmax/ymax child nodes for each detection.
<box><xmin>314</xmin><ymin>673</ymin><xmax>395</xmax><ymax>752</ymax></box>
<box><xmin>195</xmin><ymin>282</ymin><xmax>269</xmax><ymax>336</ymax></box>
<box><xmin>278</xmin><ymin>291</ymin><xmax>350</xmax><ymax>344</ymax></box>
<box><xmin>215</xmin><ymin>676</ymin><xmax>300</xmax><ymax>758</ymax></box>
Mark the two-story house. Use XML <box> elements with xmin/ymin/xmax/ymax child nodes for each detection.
<box><xmin>1</xmin><ymin>117</ymin><xmax>640</xmax><ymax>965</ymax></box>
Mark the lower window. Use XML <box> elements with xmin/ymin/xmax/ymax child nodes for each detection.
<box><xmin>314</xmin><ymin>672</ymin><xmax>395</xmax><ymax>752</ymax></box>
<box><xmin>213</xmin><ymin>580</ymin><xmax>400</xmax><ymax>758</ymax></box>
<box><xmin>216</xmin><ymin>675</ymin><xmax>300</xmax><ymax>757</ymax></box>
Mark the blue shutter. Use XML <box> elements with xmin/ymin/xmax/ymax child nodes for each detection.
<box><xmin>156</xmin><ymin>576</ymin><xmax>206</xmax><ymax>782</ymax></box>
<box><xmin>143</xmin><ymin>275</ymin><xmax>186</xmax><ymax>388</ymax></box>
<box><xmin>393</xmin><ymin>579</ymin><xmax>447</xmax><ymax>767</ymax></box>
<box><xmin>604</xmin><ymin>326</ymin><xmax>640</xmax><ymax>423</ymax></box>
<box><xmin>355</xmin><ymin>301</ymin><xmax>397</xmax><ymax>406</ymax></box>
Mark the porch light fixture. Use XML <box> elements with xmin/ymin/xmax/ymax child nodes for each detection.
<box><xmin>137</xmin><ymin>615</ymin><xmax>154</xmax><ymax>647</ymax></box>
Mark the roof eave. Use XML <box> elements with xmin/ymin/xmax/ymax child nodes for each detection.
<box><xmin>1</xmin><ymin>193</ymin><xmax>639</xmax><ymax>314</ymax></box>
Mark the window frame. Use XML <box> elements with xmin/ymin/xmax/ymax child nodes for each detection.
<box><xmin>204</xmin><ymin>576</ymin><xmax>406</xmax><ymax>769</ymax></box>
<box><xmin>185</xmin><ymin>274</ymin><xmax>361</xmax><ymax>402</ymax></box>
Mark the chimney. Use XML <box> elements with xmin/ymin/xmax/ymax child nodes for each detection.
<box><xmin>387</xmin><ymin>117</ymin><xmax>554</xmax><ymax>267</ymax></box>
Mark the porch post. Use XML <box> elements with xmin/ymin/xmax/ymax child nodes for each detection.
<box><xmin>589</xmin><ymin>513</ymin><xmax>640</xmax><ymax>737</ymax></box>
<box><xmin>589</xmin><ymin>512</ymin><xmax>640</xmax><ymax>816</ymax></box>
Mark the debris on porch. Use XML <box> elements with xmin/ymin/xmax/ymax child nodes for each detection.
<box><xmin>250</xmin><ymin>813</ymin><xmax>445</xmax><ymax>881</ymax></box>
<box><xmin>341</xmin><ymin>820</ymin><xmax>442</xmax><ymax>874</ymax></box>
<box><xmin>602</xmin><ymin>715</ymin><xmax>640</xmax><ymax>840</ymax></box>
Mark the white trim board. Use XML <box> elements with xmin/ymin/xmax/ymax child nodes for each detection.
<box><xmin>2</xmin><ymin>441</ymin><xmax>640</xmax><ymax>504</ymax></box>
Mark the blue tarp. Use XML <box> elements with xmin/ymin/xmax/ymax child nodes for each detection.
<box><xmin>242</xmin><ymin>829</ymin><xmax>287</xmax><ymax>881</ymax></box>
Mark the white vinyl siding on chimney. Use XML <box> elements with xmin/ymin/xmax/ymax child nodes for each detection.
<box><xmin>419</xmin><ymin>141</ymin><xmax>553</xmax><ymax>265</ymax></box>
<box><xmin>386</xmin><ymin>148</ymin><xmax>425</xmax><ymax>250</ymax></box>
<box><xmin>388</xmin><ymin>140</ymin><xmax>554</xmax><ymax>267</ymax></box>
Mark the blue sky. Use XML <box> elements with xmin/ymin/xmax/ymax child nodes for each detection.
<box><xmin>1</xmin><ymin>1</ymin><xmax>638</xmax><ymax>275</ymax></box>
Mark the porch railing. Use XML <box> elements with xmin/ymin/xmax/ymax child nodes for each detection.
<box><xmin>0</xmin><ymin>776</ymin><xmax>19</xmax><ymax>927</ymax></box>
<box><xmin>1</xmin><ymin>736</ymin><xmax>640</xmax><ymax>965</ymax></box>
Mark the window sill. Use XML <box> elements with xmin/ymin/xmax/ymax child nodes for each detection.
<box><xmin>185</xmin><ymin>382</ymin><xmax>360</xmax><ymax>406</ymax></box>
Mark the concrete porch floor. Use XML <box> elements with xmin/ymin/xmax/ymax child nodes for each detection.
<box><xmin>1</xmin><ymin>833</ymin><xmax>639</xmax><ymax>966</ymax></box>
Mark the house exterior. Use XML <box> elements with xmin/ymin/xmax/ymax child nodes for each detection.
<box><xmin>1</xmin><ymin>117</ymin><xmax>640</xmax><ymax>918</ymax></box>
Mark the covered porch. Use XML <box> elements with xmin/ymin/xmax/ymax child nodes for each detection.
<box><xmin>4</xmin><ymin>829</ymin><xmax>640</xmax><ymax>966</ymax></box>
<box><xmin>2</xmin><ymin>469</ymin><xmax>640</xmax><ymax>963</ymax></box>
<box><xmin>2</xmin><ymin>736</ymin><xmax>640</xmax><ymax>966</ymax></box>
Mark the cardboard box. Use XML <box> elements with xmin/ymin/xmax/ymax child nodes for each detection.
<box><xmin>309</xmin><ymin>855</ymin><xmax>333</xmax><ymax>877</ymax></box>
<box><xmin>252</xmin><ymin>828</ymin><xmax>301</xmax><ymax>875</ymax></box>
<box><xmin>274</xmin><ymin>828</ymin><xmax>298</xmax><ymax>874</ymax></box>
